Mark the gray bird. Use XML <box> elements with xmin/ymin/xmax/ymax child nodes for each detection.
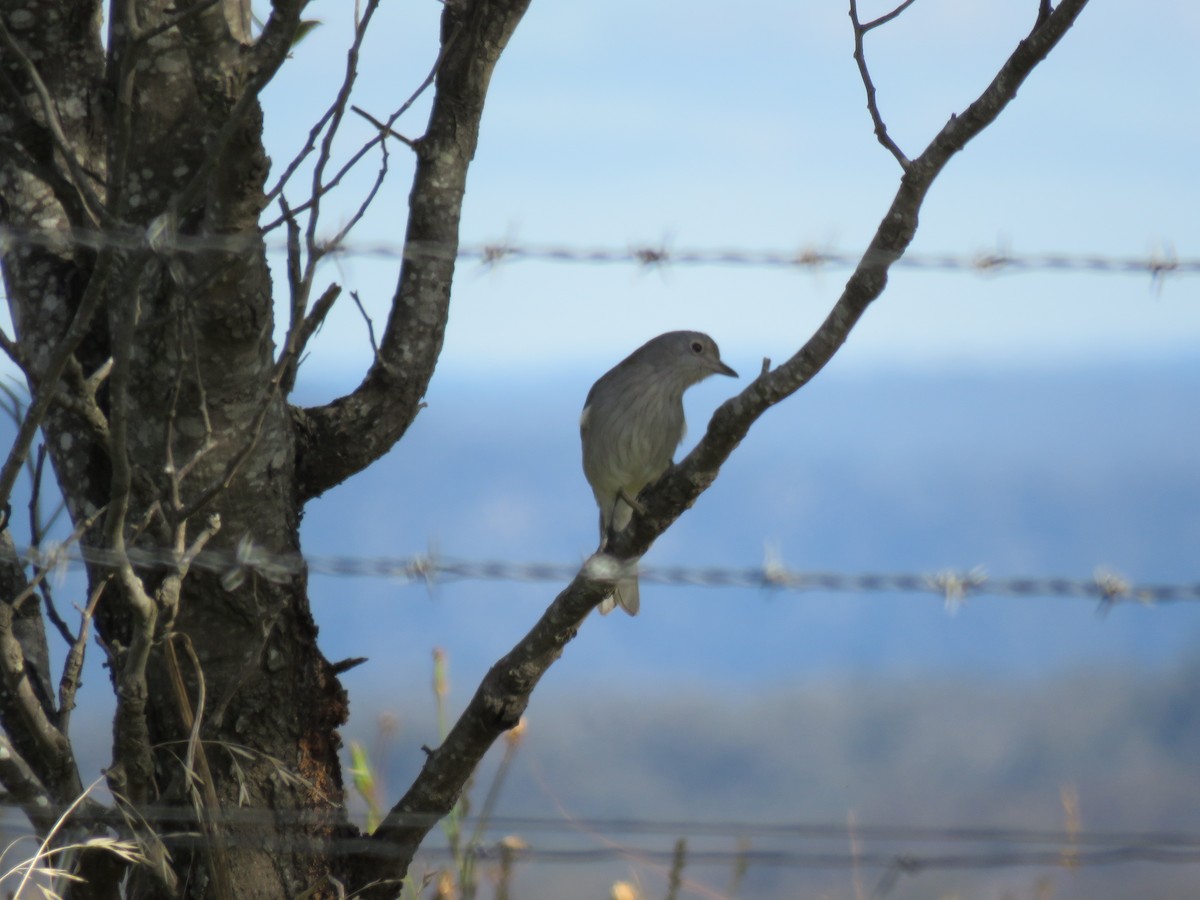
<box><xmin>580</xmin><ymin>330</ymin><xmax>738</xmax><ymax>615</ymax></box>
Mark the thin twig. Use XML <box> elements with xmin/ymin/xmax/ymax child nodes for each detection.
<box><xmin>350</xmin><ymin>291</ymin><xmax>380</xmax><ymax>358</ymax></box>
<box><xmin>265</xmin><ymin>0</ymin><xmax>383</xmax><ymax>220</ymax></box>
<box><xmin>350</xmin><ymin>106</ymin><xmax>417</xmax><ymax>150</ymax></box>
<box><xmin>0</xmin><ymin>327</ymin><xmax>28</xmax><ymax>375</ymax></box>
<box><xmin>280</xmin><ymin>282</ymin><xmax>343</xmax><ymax>394</ymax></box>
<box><xmin>261</xmin><ymin>16</ymin><xmax>460</xmax><ymax>232</ymax></box>
<box><xmin>57</xmin><ymin>574</ymin><xmax>110</xmax><ymax>736</ymax></box>
<box><xmin>388</xmin><ymin>20</ymin><xmax>465</xmax><ymax>130</ymax></box>
<box><xmin>260</xmin><ymin>134</ymin><xmax>385</xmax><ymax>232</ymax></box>
<box><xmin>324</xmin><ymin>130</ymin><xmax>391</xmax><ymax>254</ymax></box>
<box><xmin>861</xmin><ymin>0</ymin><xmax>918</xmax><ymax>31</ymax></box>
<box><xmin>21</xmin><ymin>443</ymin><xmax>75</xmax><ymax>646</ymax></box>
<box><xmin>12</xmin><ymin>499</ymin><xmax>106</xmax><ymax>626</ymax></box>
<box><xmin>303</xmin><ymin>0</ymin><xmax>384</xmax><ymax>268</ymax></box>
<box><xmin>164</xmin><ymin>630</ymin><xmax>237</xmax><ymax>900</ymax></box>
<box><xmin>849</xmin><ymin>0</ymin><xmax>911</xmax><ymax>168</ymax></box>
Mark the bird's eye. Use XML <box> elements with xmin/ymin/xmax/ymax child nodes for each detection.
<box><xmin>690</xmin><ymin>341</ymin><xmax>703</xmax><ymax>354</ymax></box>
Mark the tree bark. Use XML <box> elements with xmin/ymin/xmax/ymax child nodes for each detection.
<box><xmin>1</xmin><ymin>0</ymin><xmax>532</xmax><ymax>895</ymax></box>
<box><xmin>1</xmin><ymin>0</ymin><xmax>345</xmax><ymax>895</ymax></box>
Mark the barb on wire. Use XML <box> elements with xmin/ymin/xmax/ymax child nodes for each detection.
<box><xmin>0</xmin><ymin>542</ymin><xmax>1196</xmax><ymax>608</ymax></box>
<box><xmin>0</xmin><ymin>225</ymin><xmax>1195</xmax><ymax>279</ymax></box>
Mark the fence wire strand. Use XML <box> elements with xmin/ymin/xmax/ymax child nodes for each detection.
<box><xmin>4</xmin><ymin>540</ymin><xmax>1197</xmax><ymax>608</ymax></box>
<box><xmin>0</xmin><ymin>801</ymin><xmax>1193</xmax><ymax>893</ymax></box>
<box><xmin>0</xmin><ymin>224</ymin><xmax>1194</xmax><ymax>279</ymax></box>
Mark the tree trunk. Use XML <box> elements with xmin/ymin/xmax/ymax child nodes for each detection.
<box><xmin>2</xmin><ymin>1</ymin><xmax>348</xmax><ymax>895</ymax></box>
<box><xmin>1</xmin><ymin>0</ymin><xmax>531</xmax><ymax>894</ymax></box>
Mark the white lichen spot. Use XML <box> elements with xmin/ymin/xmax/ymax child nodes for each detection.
<box><xmin>59</xmin><ymin>96</ymin><xmax>85</xmax><ymax>119</ymax></box>
<box><xmin>172</xmin><ymin>165</ymin><xmax>190</xmax><ymax>179</ymax></box>
<box><xmin>35</xmin><ymin>796</ymin><xmax>49</xmax><ymax>807</ymax></box>
<box><xmin>0</xmin><ymin>744</ymin><xmax>8</xmax><ymax>760</ymax></box>
<box><xmin>154</xmin><ymin>55</ymin><xmax>186</xmax><ymax>75</ymax></box>
<box><xmin>59</xmin><ymin>432</ymin><xmax>74</xmax><ymax>452</ymax></box>
<box><xmin>8</xmin><ymin>9</ymin><xmax>33</xmax><ymax>28</ymax></box>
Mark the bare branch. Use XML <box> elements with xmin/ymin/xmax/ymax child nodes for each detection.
<box><xmin>323</xmin><ymin>135</ymin><xmax>391</xmax><ymax>257</ymax></box>
<box><xmin>849</xmin><ymin>0</ymin><xmax>911</xmax><ymax>168</ymax></box>
<box><xmin>12</xmin><ymin>501</ymin><xmax>107</xmax><ymax>633</ymax></box>
<box><xmin>860</xmin><ymin>0</ymin><xmax>918</xmax><ymax>31</ymax></box>
<box><xmin>363</xmin><ymin>0</ymin><xmax>1093</xmax><ymax>886</ymax></box>
<box><xmin>302</xmin><ymin>0</ymin><xmax>384</xmax><ymax>268</ymax></box>
<box><xmin>350</xmin><ymin>106</ymin><xmax>418</xmax><ymax>151</ymax></box>
<box><xmin>0</xmin><ymin>732</ymin><xmax>59</xmax><ymax>835</ymax></box>
<box><xmin>293</xmin><ymin>0</ymin><xmax>527</xmax><ymax>502</ymax></box>
<box><xmin>0</xmin><ymin>325</ymin><xmax>28</xmax><ymax>374</ymax></box>
<box><xmin>164</xmin><ymin>631</ymin><xmax>236</xmax><ymax>899</ymax></box>
<box><xmin>57</xmin><ymin>574</ymin><xmax>110</xmax><ymax>737</ymax></box>
<box><xmin>280</xmin><ymin>282</ymin><xmax>343</xmax><ymax>395</ymax></box>
<box><xmin>349</xmin><ymin>291</ymin><xmax>380</xmax><ymax>360</ymax></box>
<box><xmin>264</xmin><ymin>8</ymin><xmax>455</xmax><ymax>226</ymax></box>
<box><xmin>0</xmin><ymin>587</ymin><xmax>80</xmax><ymax>798</ymax></box>
<box><xmin>260</xmin><ymin>134</ymin><xmax>384</xmax><ymax>233</ymax></box>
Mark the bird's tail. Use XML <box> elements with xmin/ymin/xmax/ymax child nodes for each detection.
<box><xmin>599</xmin><ymin>561</ymin><xmax>640</xmax><ymax>616</ymax></box>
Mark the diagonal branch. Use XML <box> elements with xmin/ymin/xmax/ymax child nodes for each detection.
<box><xmin>293</xmin><ymin>0</ymin><xmax>532</xmax><ymax>503</ymax></box>
<box><xmin>360</xmin><ymin>0</ymin><xmax>1093</xmax><ymax>887</ymax></box>
<box><xmin>0</xmin><ymin>732</ymin><xmax>59</xmax><ymax>834</ymax></box>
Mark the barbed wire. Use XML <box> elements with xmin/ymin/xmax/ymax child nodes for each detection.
<box><xmin>0</xmin><ymin>800</ymin><xmax>1196</xmax><ymax>863</ymax></box>
<box><xmin>0</xmin><ymin>224</ymin><xmax>1193</xmax><ymax>279</ymax></box>
<box><xmin>0</xmin><ymin>800</ymin><xmax>1194</xmax><ymax>893</ymax></box>
<box><xmin>5</xmin><ymin>540</ymin><xmax>1197</xmax><ymax>608</ymax></box>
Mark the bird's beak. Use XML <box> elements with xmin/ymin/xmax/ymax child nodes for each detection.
<box><xmin>715</xmin><ymin>360</ymin><xmax>738</xmax><ymax>378</ymax></box>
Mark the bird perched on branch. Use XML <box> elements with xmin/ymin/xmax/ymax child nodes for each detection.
<box><xmin>580</xmin><ymin>331</ymin><xmax>738</xmax><ymax>615</ymax></box>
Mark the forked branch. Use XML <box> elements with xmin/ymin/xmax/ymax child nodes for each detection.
<box><xmin>849</xmin><ymin>0</ymin><xmax>916</xmax><ymax>168</ymax></box>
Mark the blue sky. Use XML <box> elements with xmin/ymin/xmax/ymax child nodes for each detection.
<box><xmin>0</xmin><ymin>0</ymin><xmax>1193</xmax><ymax>702</ymax></box>
<box><xmin>258</xmin><ymin>0</ymin><xmax>1199</xmax><ymax>386</ymax></box>
<box><xmin>252</xmin><ymin>1</ymin><xmax>1200</xmax><ymax>760</ymax></box>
